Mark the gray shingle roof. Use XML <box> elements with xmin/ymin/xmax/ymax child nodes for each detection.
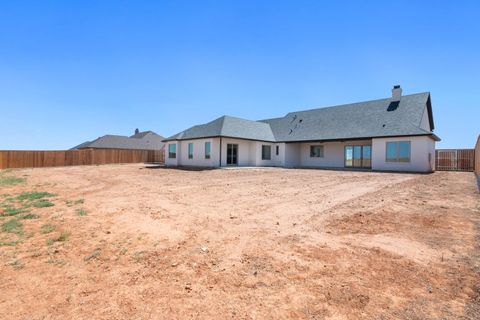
<box><xmin>164</xmin><ymin>92</ymin><xmax>438</xmax><ymax>142</ymax></box>
<box><xmin>165</xmin><ymin>116</ymin><xmax>276</xmax><ymax>142</ymax></box>
<box><xmin>130</xmin><ymin>130</ymin><xmax>154</xmax><ymax>139</ymax></box>
<box><xmin>73</xmin><ymin>131</ymin><xmax>165</xmax><ymax>150</ymax></box>
<box><xmin>262</xmin><ymin>92</ymin><xmax>434</xmax><ymax>142</ymax></box>
<box><xmin>70</xmin><ymin>141</ymin><xmax>92</xmax><ymax>150</ymax></box>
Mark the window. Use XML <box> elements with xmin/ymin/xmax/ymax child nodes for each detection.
<box><xmin>168</xmin><ymin>144</ymin><xmax>176</xmax><ymax>159</ymax></box>
<box><xmin>205</xmin><ymin>141</ymin><xmax>211</xmax><ymax>159</ymax></box>
<box><xmin>188</xmin><ymin>143</ymin><xmax>193</xmax><ymax>159</ymax></box>
<box><xmin>276</xmin><ymin>145</ymin><xmax>279</xmax><ymax>156</ymax></box>
<box><xmin>310</xmin><ymin>145</ymin><xmax>324</xmax><ymax>158</ymax></box>
<box><xmin>386</xmin><ymin>141</ymin><xmax>411</xmax><ymax>162</ymax></box>
<box><xmin>262</xmin><ymin>145</ymin><xmax>271</xmax><ymax>160</ymax></box>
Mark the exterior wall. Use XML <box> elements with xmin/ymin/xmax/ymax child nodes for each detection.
<box><xmin>219</xmin><ymin>138</ymin><xmax>284</xmax><ymax>167</ymax></box>
<box><xmin>284</xmin><ymin>143</ymin><xmax>300</xmax><ymax>167</ymax></box>
<box><xmin>220</xmin><ymin>138</ymin><xmax>253</xmax><ymax>166</ymax></box>
<box><xmin>372</xmin><ymin>136</ymin><xmax>436</xmax><ymax>173</ymax></box>
<box><xmin>166</xmin><ymin>135</ymin><xmax>437</xmax><ymax>173</ymax></box>
<box><xmin>298</xmin><ymin>140</ymin><xmax>371</xmax><ymax>168</ymax></box>
<box><xmin>166</xmin><ymin>138</ymin><xmax>285</xmax><ymax>167</ymax></box>
<box><xmin>250</xmin><ymin>141</ymin><xmax>284</xmax><ymax>167</ymax></box>
<box><xmin>165</xmin><ymin>138</ymin><xmax>220</xmax><ymax>167</ymax></box>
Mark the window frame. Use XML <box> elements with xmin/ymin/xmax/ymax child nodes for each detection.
<box><xmin>275</xmin><ymin>145</ymin><xmax>279</xmax><ymax>156</ymax></box>
<box><xmin>188</xmin><ymin>143</ymin><xmax>193</xmax><ymax>159</ymax></box>
<box><xmin>168</xmin><ymin>143</ymin><xmax>177</xmax><ymax>159</ymax></box>
<box><xmin>385</xmin><ymin>141</ymin><xmax>411</xmax><ymax>163</ymax></box>
<box><xmin>310</xmin><ymin>145</ymin><xmax>324</xmax><ymax>158</ymax></box>
<box><xmin>261</xmin><ymin>145</ymin><xmax>271</xmax><ymax>160</ymax></box>
<box><xmin>205</xmin><ymin>141</ymin><xmax>211</xmax><ymax>159</ymax></box>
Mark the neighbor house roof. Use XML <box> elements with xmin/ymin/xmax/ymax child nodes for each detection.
<box><xmin>163</xmin><ymin>92</ymin><xmax>438</xmax><ymax>143</ymax></box>
<box><xmin>72</xmin><ymin>131</ymin><xmax>165</xmax><ymax>150</ymax></box>
<box><xmin>130</xmin><ymin>130</ymin><xmax>155</xmax><ymax>139</ymax></box>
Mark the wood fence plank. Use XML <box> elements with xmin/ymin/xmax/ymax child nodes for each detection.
<box><xmin>0</xmin><ymin>149</ymin><xmax>164</xmax><ymax>169</ymax></box>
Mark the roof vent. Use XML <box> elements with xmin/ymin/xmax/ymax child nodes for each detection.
<box><xmin>387</xmin><ymin>101</ymin><xmax>400</xmax><ymax>111</ymax></box>
<box><xmin>391</xmin><ymin>85</ymin><xmax>402</xmax><ymax>102</ymax></box>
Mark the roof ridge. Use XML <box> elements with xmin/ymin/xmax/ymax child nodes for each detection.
<box><xmin>219</xmin><ymin>115</ymin><xmax>228</xmax><ymax>135</ymax></box>
<box><xmin>285</xmin><ymin>92</ymin><xmax>430</xmax><ymax>116</ymax></box>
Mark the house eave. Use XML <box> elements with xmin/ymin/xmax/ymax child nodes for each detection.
<box><xmin>163</xmin><ymin>133</ymin><xmax>440</xmax><ymax>144</ymax></box>
<box><xmin>162</xmin><ymin>135</ymin><xmax>276</xmax><ymax>143</ymax></box>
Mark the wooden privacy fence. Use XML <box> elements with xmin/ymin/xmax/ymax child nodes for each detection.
<box><xmin>475</xmin><ymin>135</ymin><xmax>480</xmax><ymax>175</ymax></box>
<box><xmin>435</xmin><ymin>149</ymin><xmax>475</xmax><ymax>172</ymax></box>
<box><xmin>0</xmin><ymin>149</ymin><xmax>164</xmax><ymax>169</ymax></box>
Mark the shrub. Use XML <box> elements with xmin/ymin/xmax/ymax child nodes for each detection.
<box><xmin>0</xmin><ymin>176</ymin><xmax>26</xmax><ymax>186</ymax></box>
<box><xmin>32</xmin><ymin>200</ymin><xmax>54</xmax><ymax>208</ymax></box>
<box><xmin>41</xmin><ymin>224</ymin><xmax>56</xmax><ymax>234</ymax></box>
<box><xmin>1</xmin><ymin>219</ymin><xmax>23</xmax><ymax>235</ymax></box>
<box><xmin>75</xmin><ymin>208</ymin><xmax>87</xmax><ymax>216</ymax></box>
<box><xmin>16</xmin><ymin>192</ymin><xmax>55</xmax><ymax>201</ymax></box>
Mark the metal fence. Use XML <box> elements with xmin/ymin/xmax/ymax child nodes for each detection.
<box><xmin>0</xmin><ymin>149</ymin><xmax>164</xmax><ymax>169</ymax></box>
<box><xmin>435</xmin><ymin>149</ymin><xmax>475</xmax><ymax>172</ymax></box>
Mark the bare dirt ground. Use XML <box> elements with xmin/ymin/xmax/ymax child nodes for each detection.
<box><xmin>0</xmin><ymin>164</ymin><xmax>479</xmax><ymax>319</ymax></box>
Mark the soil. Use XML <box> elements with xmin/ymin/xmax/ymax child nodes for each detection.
<box><xmin>0</xmin><ymin>164</ymin><xmax>479</xmax><ymax>319</ymax></box>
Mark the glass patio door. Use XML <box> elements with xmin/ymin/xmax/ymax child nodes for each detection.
<box><xmin>344</xmin><ymin>145</ymin><xmax>371</xmax><ymax>168</ymax></box>
<box><xmin>362</xmin><ymin>146</ymin><xmax>372</xmax><ymax>168</ymax></box>
<box><xmin>226</xmin><ymin>144</ymin><xmax>238</xmax><ymax>165</ymax></box>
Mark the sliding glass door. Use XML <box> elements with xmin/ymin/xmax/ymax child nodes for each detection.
<box><xmin>345</xmin><ymin>145</ymin><xmax>371</xmax><ymax>168</ymax></box>
<box><xmin>226</xmin><ymin>144</ymin><xmax>238</xmax><ymax>165</ymax></box>
<box><xmin>362</xmin><ymin>146</ymin><xmax>372</xmax><ymax>168</ymax></box>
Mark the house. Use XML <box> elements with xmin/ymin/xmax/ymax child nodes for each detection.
<box><xmin>72</xmin><ymin>130</ymin><xmax>165</xmax><ymax>151</ymax></box>
<box><xmin>163</xmin><ymin>86</ymin><xmax>440</xmax><ymax>172</ymax></box>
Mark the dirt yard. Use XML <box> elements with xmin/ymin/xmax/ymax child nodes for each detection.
<box><xmin>0</xmin><ymin>164</ymin><xmax>479</xmax><ymax>319</ymax></box>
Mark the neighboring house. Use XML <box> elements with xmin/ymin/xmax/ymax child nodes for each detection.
<box><xmin>163</xmin><ymin>86</ymin><xmax>440</xmax><ymax>172</ymax></box>
<box><xmin>72</xmin><ymin>130</ymin><xmax>165</xmax><ymax>151</ymax></box>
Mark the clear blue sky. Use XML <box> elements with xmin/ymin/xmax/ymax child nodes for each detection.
<box><xmin>0</xmin><ymin>1</ymin><xmax>478</xmax><ymax>150</ymax></box>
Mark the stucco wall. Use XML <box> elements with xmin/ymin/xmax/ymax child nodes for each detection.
<box><xmin>166</xmin><ymin>135</ymin><xmax>437</xmax><ymax>173</ymax></box>
<box><xmin>371</xmin><ymin>136</ymin><xmax>435</xmax><ymax>172</ymax></box>
<box><xmin>219</xmin><ymin>138</ymin><xmax>254</xmax><ymax>166</ymax></box>
<box><xmin>250</xmin><ymin>142</ymin><xmax>284</xmax><ymax>167</ymax></box>
<box><xmin>165</xmin><ymin>138</ymin><xmax>220</xmax><ymax>167</ymax></box>
<box><xmin>219</xmin><ymin>138</ymin><xmax>284</xmax><ymax>167</ymax></box>
<box><xmin>166</xmin><ymin>138</ymin><xmax>285</xmax><ymax>167</ymax></box>
<box><xmin>284</xmin><ymin>143</ymin><xmax>300</xmax><ymax>167</ymax></box>
<box><xmin>298</xmin><ymin>140</ymin><xmax>371</xmax><ymax>168</ymax></box>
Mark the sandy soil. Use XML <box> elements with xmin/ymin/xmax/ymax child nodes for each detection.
<box><xmin>0</xmin><ymin>164</ymin><xmax>479</xmax><ymax>319</ymax></box>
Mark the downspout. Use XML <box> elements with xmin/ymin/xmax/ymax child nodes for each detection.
<box><xmin>219</xmin><ymin>137</ymin><xmax>222</xmax><ymax>167</ymax></box>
